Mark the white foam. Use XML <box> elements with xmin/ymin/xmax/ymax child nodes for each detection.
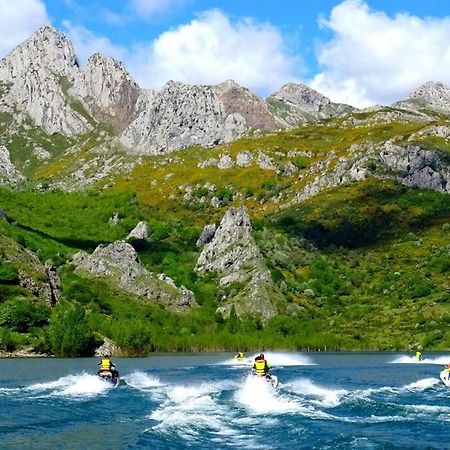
<box><xmin>391</xmin><ymin>355</ymin><xmax>450</xmax><ymax>365</ymax></box>
<box><xmin>422</xmin><ymin>356</ymin><xmax>450</xmax><ymax>365</ymax></box>
<box><xmin>404</xmin><ymin>378</ymin><xmax>439</xmax><ymax>391</ymax></box>
<box><xmin>148</xmin><ymin>381</ymin><xmax>235</xmax><ymax>441</ymax></box>
<box><xmin>218</xmin><ymin>358</ymin><xmax>253</xmax><ymax>367</ymax></box>
<box><xmin>390</xmin><ymin>355</ymin><xmax>423</xmax><ymax>364</ymax></box>
<box><xmin>218</xmin><ymin>352</ymin><xmax>314</xmax><ymax>367</ymax></box>
<box><xmin>125</xmin><ymin>371</ymin><xmax>163</xmax><ymax>390</ymax></box>
<box><xmin>288</xmin><ymin>378</ymin><xmax>348</xmax><ymax>407</ymax></box>
<box><xmin>235</xmin><ymin>374</ymin><xmax>301</xmax><ymax>414</ymax></box>
<box><xmin>405</xmin><ymin>404</ymin><xmax>450</xmax><ymax>415</ymax></box>
<box><xmin>26</xmin><ymin>373</ymin><xmax>111</xmax><ymax>398</ymax></box>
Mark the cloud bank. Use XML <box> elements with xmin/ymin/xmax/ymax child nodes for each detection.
<box><xmin>311</xmin><ymin>0</ymin><xmax>450</xmax><ymax>107</ymax></box>
<box><xmin>127</xmin><ymin>10</ymin><xmax>300</xmax><ymax>95</ymax></box>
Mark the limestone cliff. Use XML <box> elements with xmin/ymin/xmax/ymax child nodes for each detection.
<box><xmin>196</xmin><ymin>207</ymin><xmax>278</xmax><ymax>322</ymax></box>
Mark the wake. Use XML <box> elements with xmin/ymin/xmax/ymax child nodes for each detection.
<box><xmin>25</xmin><ymin>373</ymin><xmax>113</xmax><ymax>398</ymax></box>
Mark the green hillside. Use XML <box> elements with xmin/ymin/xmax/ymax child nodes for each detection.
<box><xmin>0</xmin><ymin>118</ymin><xmax>449</xmax><ymax>355</ymax></box>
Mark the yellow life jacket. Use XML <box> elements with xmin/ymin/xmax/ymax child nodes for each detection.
<box><xmin>254</xmin><ymin>359</ymin><xmax>267</xmax><ymax>375</ymax></box>
<box><xmin>99</xmin><ymin>359</ymin><xmax>112</xmax><ymax>371</ymax></box>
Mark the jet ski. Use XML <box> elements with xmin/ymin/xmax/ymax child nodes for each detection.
<box><xmin>440</xmin><ymin>370</ymin><xmax>450</xmax><ymax>387</ymax></box>
<box><xmin>252</xmin><ymin>371</ymin><xmax>278</xmax><ymax>388</ymax></box>
<box><xmin>98</xmin><ymin>369</ymin><xmax>120</xmax><ymax>387</ymax></box>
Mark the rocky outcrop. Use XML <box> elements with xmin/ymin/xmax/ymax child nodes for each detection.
<box><xmin>72</xmin><ymin>241</ymin><xmax>195</xmax><ymax>311</ymax></box>
<box><xmin>120</xmin><ymin>80</ymin><xmax>247</xmax><ymax>154</ymax></box>
<box><xmin>71</xmin><ymin>54</ymin><xmax>141</xmax><ymax>131</ymax></box>
<box><xmin>196</xmin><ymin>207</ymin><xmax>277</xmax><ymax>321</ymax></box>
<box><xmin>95</xmin><ymin>337</ymin><xmax>121</xmax><ymax>357</ymax></box>
<box><xmin>266</xmin><ymin>83</ymin><xmax>354</xmax><ymax>126</ymax></box>
<box><xmin>0</xmin><ymin>235</ymin><xmax>61</xmax><ymax>305</ymax></box>
<box><xmin>0</xmin><ymin>26</ymin><xmax>92</xmax><ymax>136</ymax></box>
<box><xmin>294</xmin><ymin>142</ymin><xmax>450</xmax><ymax>203</ymax></box>
<box><xmin>392</xmin><ymin>82</ymin><xmax>450</xmax><ymax>116</ymax></box>
<box><xmin>0</xmin><ymin>146</ymin><xmax>25</xmax><ymax>185</ymax></box>
<box><xmin>126</xmin><ymin>221</ymin><xmax>149</xmax><ymax>240</ymax></box>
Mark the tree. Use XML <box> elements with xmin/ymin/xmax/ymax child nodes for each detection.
<box><xmin>47</xmin><ymin>303</ymin><xmax>97</xmax><ymax>356</ymax></box>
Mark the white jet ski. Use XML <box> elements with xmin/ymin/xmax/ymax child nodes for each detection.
<box><xmin>440</xmin><ymin>370</ymin><xmax>450</xmax><ymax>387</ymax></box>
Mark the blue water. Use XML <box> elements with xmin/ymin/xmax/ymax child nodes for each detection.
<box><xmin>0</xmin><ymin>352</ymin><xmax>449</xmax><ymax>449</ymax></box>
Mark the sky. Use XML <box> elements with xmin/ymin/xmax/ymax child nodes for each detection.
<box><xmin>1</xmin><ymin>0</ymin><xmax>450</xmax><ymax>107</ymax></box>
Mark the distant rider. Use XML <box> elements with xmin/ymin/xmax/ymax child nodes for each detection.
<box><xmin>415</xmin><ymin>351</ymin><xmax>423</xmax><ymax>361</ymax></box>
<box><xmin>234</xmin><ymin>352</ymin><xmax>245</xmax><ymax>361</ymax></box>
<box><xmin>253</xmin><ymin>353</ymin><xmax>271</xmax><ymax>378</ymax></box>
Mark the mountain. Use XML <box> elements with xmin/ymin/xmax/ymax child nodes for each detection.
<box><xmin>0</xmin><ymin>26</ymin><xmax>449</xmax><ymax>356</ymax></box>
<box><xmin>266</xmin><ymin>82</ymin><xmax>354</xmax><ymax>125</ymax></box>
<box><xmin>392</xmin><ymin>81</ymin><xmax>450</xmax><ymax>116</ymax></box>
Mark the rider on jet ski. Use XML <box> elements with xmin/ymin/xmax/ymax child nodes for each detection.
<box><xmin>97</xmin><ymin>355</ymin><xmax>119</xmax><ymax>381</ymax></box>
<box><xmin>253</xmin><ymin>353</ymin><xmax>271</xmax><ymax>378</ymax></box>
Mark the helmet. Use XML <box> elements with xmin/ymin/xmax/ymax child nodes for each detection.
<box><xmin>260</xmin><ymin>353</ymin><xmax>264</xmax><ymax>359</ymax></box>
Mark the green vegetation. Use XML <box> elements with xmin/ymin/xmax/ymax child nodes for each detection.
<box><xmin>0</xmin><ymin>117</ymin><xmax>449</xmax><ymax>355</ymax></box>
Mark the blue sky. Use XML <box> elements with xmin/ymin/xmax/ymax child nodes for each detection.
<box><xmin>1</xmin><ymin>0</ymin><xmax>450</xmax><ymax>106</ymax></box>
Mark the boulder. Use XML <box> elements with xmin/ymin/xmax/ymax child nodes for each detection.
<box><xmin>126</xmin><ymin>221</ymin><xmax>149</xmax><ymax>240</ymax></box>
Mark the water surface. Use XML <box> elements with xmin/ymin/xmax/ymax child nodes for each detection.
<box><xmin>0</xmin><ymin>352</ymin><xmax>448</xmax><ymax>449</ymax></box>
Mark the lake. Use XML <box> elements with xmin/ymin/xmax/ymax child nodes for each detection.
<box><xmin>0</xmin><ymin>352</ymin><xmax>448</xmax><ymax>449</ymax></box>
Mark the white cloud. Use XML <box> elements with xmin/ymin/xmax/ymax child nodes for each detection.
<box><xmin>62</xmin><ymin>21</ymin><xmax>127</xmax><ymax>64</ymax></box>
<box><xmin>0</xmin><ymin>0</ymin><xmax>49</xmax><ymax>58</ymax></box>
<box><xmin>311</xmin><ymin>0</ymin><xmax>450</xmax><ymax>107</ymax></box>
<box><xmin>127</xmin><ymin>9</ymin><xmax>300</xmax><ymax>95</ymax></box>
<box><xmin>131</xmin><ymin>0</ymin><xmax>186</xmax><ymax>18</ymax></box>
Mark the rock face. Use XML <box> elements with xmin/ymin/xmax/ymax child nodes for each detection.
<box><xmin>266</xmin><ymin>83</ymin><xmax>354</xmax><ymax>125</ymax></box>
<box><xmin>120</xmin><ymin>81</ymin><xmax>248</xmax><ymax>154</ymax></box>
<box><xmin>0</xmin><ymin>26</ymin><xmax>91</xmax><ymax>136</ymax></box>
<box><xmin>214</xmin><ymin>79</ymin><xmax>280</xmax><ymax>131</ymax></box>
<box><xmin>95</xmin><ymin>337</ymin><xmax>121</xmax><ymax>357</ymax></box>
<box><xmin>72</xmin><ymin>241</ymin><xmax>195</xmax><ymax>311</ymax></box>
<box><xmin>196</xmin><ymin>207</ymin><xmax>278</xmax><ymax>321</ymax></box>
<box><xmin>0</xmin><ymin>146</ymin><xmax>25</xmax><ymax>185</ymax></box>
<box><xmin>295</xmin><ymin>141</ymin><xmax>450</xmax><ymax>203</ymax></box>
<box><xmin>196</xmin><ymin>224</ymin><xmax>216</xmax><ymax>247</ymax></box>
<box><xmin>393</xmin><ymin>81</ymin><xmax>450</xmax><ymax>115</ymax></box>
<box><xmin>71</xmin><ymin>53</ymin><xmax>141</xmax><ymax>131</ymax></box>
<box><xmin>0</xmin><ymin>235</ymin><xmax>61</xmax><ymax>305</ymax></box>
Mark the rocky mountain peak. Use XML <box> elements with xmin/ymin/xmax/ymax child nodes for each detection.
<box><xmin>393</xmin><ymin>81</ymin><xmax>450</xmax><ymax>115</ymax></box>
<box><xmin>409</xmin><ymin>81</ymin><xmax>450</xmax><ymax>100</ymax></box>
<box><xmin>0</xmin><ymin>25</ymin><xmax>90</xmax><ymax>136</ymax></box>
<box><xmin>268</xmin><ymin>83</ymin><xmax>331</xmax><ymax>111</ymax></box>
<box><xmin>0</xmin><ymin>25</ymin><xmax>78</xmax><ymax>78</ymax></box>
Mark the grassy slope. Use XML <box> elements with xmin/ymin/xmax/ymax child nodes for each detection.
<box><xmin>0</xmin><ymin>116</ymin><xmax>449</xmax><ymax>353</ymax></box>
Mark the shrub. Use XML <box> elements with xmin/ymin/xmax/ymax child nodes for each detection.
<box><xmin>0</xmin><ymin>264</ymin><xmax>19</xmax><ymax>283</ymax></box>
<box><xmin>0</xmin><ymin>298</ymin><xmax>50</xmax><ymax>332</ymax></box>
